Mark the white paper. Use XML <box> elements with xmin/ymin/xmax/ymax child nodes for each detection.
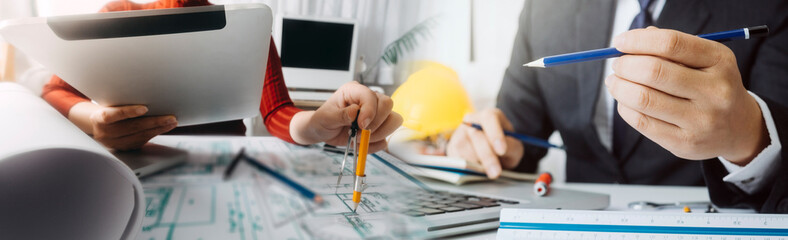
<box><xmin>137</xmin><ymin>135</ymin><xmax>431</xmax><ymax>239</ymax></box>
<box><xmin>0</xmin><ymin>82</ymin><xmax>143</xmax><ymax>240</ymax></box>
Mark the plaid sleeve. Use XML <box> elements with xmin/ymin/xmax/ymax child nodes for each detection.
<box><xmin>260</xmin><ymin>38</ymin><xmax>302</xmax><ymax>143</ymax></box>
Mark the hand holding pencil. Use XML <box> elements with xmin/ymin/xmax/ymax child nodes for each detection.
<box><xmin>446</xmin><ymin>109</ymin><xmax>528</xmax><ymax>179</ymax></box>
<box><xmin>522</xmin><ymin>25</ymin><xmax>771</xmax><ymax>165</ymax></box>
<box><xmin>604</xmin><ymin>26</ymin><xmax>770</xmax><ymax>165</ymax></box>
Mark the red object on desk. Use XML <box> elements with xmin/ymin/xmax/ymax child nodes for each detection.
<box><xmin>533</xmin><ymin>172</ymin><xmax>552</xmax><ymax>196</ymax></box>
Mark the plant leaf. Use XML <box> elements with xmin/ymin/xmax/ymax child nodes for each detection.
<box><xmin>380</xmin><ymin>16</ymin><xmax>438</xmax><ymax>66</ymax></box>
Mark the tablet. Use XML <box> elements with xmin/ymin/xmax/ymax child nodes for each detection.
<box><xmin>0</xmin><ymin>4</ymin><xmax>272</xmax><ymax>126</ymax></box>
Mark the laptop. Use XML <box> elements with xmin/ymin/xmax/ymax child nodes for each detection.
<box><xmin>0</xmin><ymin>4</ymin><xmax>273</xmax><ymax>126</ymax></box>
<box><xmin>327</xmin><ymin>148</ymin><xmax>611</xmax><ymax>238</ymax></box>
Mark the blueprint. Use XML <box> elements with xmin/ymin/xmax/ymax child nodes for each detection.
<box><xmin>138</xmin><ymin>136</ymin><xmax>429</xmax><ymax>239</ymax></box>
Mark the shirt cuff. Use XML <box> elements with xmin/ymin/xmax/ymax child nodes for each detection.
<box><xmin>717</xmin><ymin>91</ymin><xmax>782</xmax><ymax>195</ymax></box>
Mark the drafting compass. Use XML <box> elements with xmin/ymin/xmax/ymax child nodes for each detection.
<box><xmin>335</xmin><ymin>118</ymin><xmax>359</xmax><ymax>192</ymax></box>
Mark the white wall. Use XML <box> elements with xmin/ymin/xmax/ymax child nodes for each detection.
<box><xmin>35</xmin><ymin>0</ymin><xmax>116</xmax><ymax>16</ymax></box>
<box><xmin>0</xmin><ymin>0</ymin><xmax>34</xmax><ymax>20</ymax></box>
<box><xmin>466</xmin><ymin>0</ymin><xmax>524</xmax><ymax>109</ymax></box>
<box><xmin>0</xmin><ymin>0</ymin><xmax>42</xmax><ymax>91</ymax></box>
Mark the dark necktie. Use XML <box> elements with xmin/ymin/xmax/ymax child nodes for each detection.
<box><xmin>613</xmin><ymin>0</ymin><xmax>654</xmax><ymax>160</ymax></box>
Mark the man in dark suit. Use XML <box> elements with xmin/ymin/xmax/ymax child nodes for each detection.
<box><xmin>447</xmin><ymin>0</ymin><xmax>788</xmax><ymax>212</ymax></box>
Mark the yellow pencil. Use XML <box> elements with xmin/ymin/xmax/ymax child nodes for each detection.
<box><xmin>352</xmin><ymin>129</ymin><xmax>371</xmax><ymax>212</ymax></box>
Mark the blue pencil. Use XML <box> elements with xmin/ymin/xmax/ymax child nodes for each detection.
<box><xmin>228</xmin><ymin>148</ymin><xmax>324</xmax><ymax>204</ymax></box>
<box><xmin>524</xmin><ymin>25</ymin><xmax>768</xmax><ymax>68</ymax></box>
<box><xmin>463</xmin><ymin>122</ymin><xmax>565</xmax><ymax>150</ymax></box>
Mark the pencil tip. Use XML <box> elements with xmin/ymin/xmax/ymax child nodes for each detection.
<box><xmin>314</xmin><ymin>196</ymin><xmax>324</xmax><ymax>205</ymax></box>
<box><xmin>523</xmin><ymin>58</ymin><xmax>546</xmax><ymax>68</ymax></box>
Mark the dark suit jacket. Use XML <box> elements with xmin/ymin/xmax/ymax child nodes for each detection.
<box><xmin>500</xmin><ymin>0</ymin><xmax>788</xmax><ymax>212</ymax></box>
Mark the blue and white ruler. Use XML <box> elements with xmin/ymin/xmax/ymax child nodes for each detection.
<box><xmin>498</xmin><ymin>209</ymin><xmax>788</xmax><ymax>240</ymax></box>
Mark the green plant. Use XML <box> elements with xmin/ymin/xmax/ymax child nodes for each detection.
<box><xmin>362</xmin><ymin>16</ymin><xmax>438</xmax><ymax>82</ymax></box>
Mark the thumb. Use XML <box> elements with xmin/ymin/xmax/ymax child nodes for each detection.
<box><xmin>344</xmin><ymin>104</ymin><xmax>361</xmax><ymax>126</ymax></box>
<box><xmin>328</xmin><ymin>104</ymin><xmax>360</xmax><ymax>129</ymax></box>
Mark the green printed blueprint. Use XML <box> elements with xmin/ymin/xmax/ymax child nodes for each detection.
<box><xmin>138</xmin><ymin>182</ymin><xmax>285</xmax><ymax>240</ymax></box>
<box><xmin>139</xmin><ymin>136</ymin><xmax>428</xmax><ymax>239</ymax></box>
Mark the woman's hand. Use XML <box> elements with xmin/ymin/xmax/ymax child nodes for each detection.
<box><xmin>290</xmin><ymin>81</ymin><xmax>402</xmax><ymax>153</ymax></box>
<box><xmin>69</xmin><ymin>102</ymin><xmax>177</xmax><ymax>150</ymax></box>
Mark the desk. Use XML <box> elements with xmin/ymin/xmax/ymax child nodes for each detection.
<box><xmin>429</xmin><ymin>180</ymin><xmax>758</xmax><ymax>239</ymax></box>
<box><xmin>422</xmin><ymin>180</ymin><xmax>710</xmax><ymax>212</ymax></box>
<box><xmin>557</xmin><ymin>183</ymin><xmax>711</xmax><ymax>211</ymax></box>
<box><xmin>141</xmin><ymin>136</ymin><xmax>753</xmax><ymax>239</ymax></box>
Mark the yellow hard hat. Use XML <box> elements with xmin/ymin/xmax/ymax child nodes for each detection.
<box><xmin>391</xmin><ymin>62</ymin><xmax>474</xmax><ymax>139</ymax></box>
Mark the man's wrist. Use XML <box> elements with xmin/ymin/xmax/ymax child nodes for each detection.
<box><xmin>722</xmin><ymin>94</ymin><xmax>770</xmax><ymax>166</ymax></box>
<box><xmin>717</xmin><ymin>91</ymin><xmax>782</xmax><ymax>194</ymax></box>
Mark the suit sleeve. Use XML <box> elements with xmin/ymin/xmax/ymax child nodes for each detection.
<box><xmin>702</xmin><ymin>3</ymin><xmax>788</xmax><ymax>213</ymax></box>
<box><xmin>497</xmin><ymin>0</ymin><xmax>556</xmax><ymax>173</ymax></box>
<box><xmin>703</xmin><ymin>98</ymin><xmax>788</xmax><ymax>213</ymax></box>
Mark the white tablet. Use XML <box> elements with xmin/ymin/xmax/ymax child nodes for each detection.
<box><xmin>0</xmin><ymin>4</ymin><xmax>273</xmax><ymax>126</ymax></box>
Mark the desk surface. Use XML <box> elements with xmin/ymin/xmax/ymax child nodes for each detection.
<box><xmin>144</xmin><ymin>135</ymin><xmax>753</xmax><ymax>239</ymax></box>
<box><xmin>422</xmin><ymin>179</ymin><xmax>711</xmax><ymax>211</ymax></box>
<box><xmin>426</xmin><ymin>179</ymin><xmax>758</xmax><ymax>239</ymax></box>
<box><xmin>557</xmin><ymin>183</ymin><xmax>710</xmax><ymax>211</ymax></box>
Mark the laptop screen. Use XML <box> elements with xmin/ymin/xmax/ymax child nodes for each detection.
<box><xmin>280</xmin><ymin>18</ymin><xmax>354</xmax><ymax>71</ymax></box>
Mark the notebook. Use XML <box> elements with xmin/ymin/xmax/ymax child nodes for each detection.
<box><xmin>387</xmin><ymin>141</ymin><xmax>538</xmax><ymax>185</ymax></box>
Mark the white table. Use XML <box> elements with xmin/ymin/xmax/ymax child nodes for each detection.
<box><xmin>422</xmin><ymin>178</ymin><xmax>711</xmax><ymax>211</ymax></box>
<box><xmin>146</xmin><ymin>135</ymin><xmax>754</xmax><ymax>239</ymax></box>
<box><xmin>556</xmin><ymin>183</ymin><xmax>711</xmax><ymax>211</ymax></box>
<box><xmin>418</xmin><ymin>178</ymin><xmax>757</xmax><ymax>239</ymax></box>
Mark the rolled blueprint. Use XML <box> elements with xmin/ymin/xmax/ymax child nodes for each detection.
<box><xmin>0</xmin><ymin>82</ymin><xmax>143</xmax><ymax>240</ymax></box>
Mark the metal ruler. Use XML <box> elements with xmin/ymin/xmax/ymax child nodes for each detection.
<box><xmin>498</xmin><ymin>209</ymin><xmax>788</xmax><ymax>240</ymax></box>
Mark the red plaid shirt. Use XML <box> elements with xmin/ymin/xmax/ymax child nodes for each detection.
<box><xmin>41</xmin><ymin>0</ymin><xmax>301</xmax><ymax>143</ymax></box>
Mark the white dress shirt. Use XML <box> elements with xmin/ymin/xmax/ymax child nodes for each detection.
<box><xmin>595</xmin><ymin>0</ymin><xmax>782</xmax><ymax>194</ymax></box>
